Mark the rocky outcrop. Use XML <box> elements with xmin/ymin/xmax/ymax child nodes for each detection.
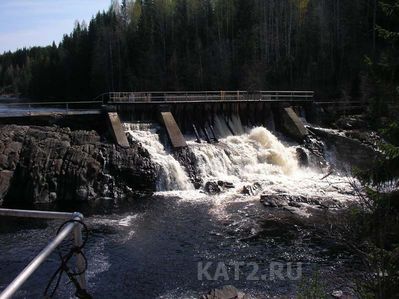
<box><xmin>204</xmin><ymin>181</ymin><xmax>235</xmax><ymax>195</ymax></box>
<box><xmin>260</xmin><ymin>193</ymin><xmax>345</xmax><ymax>210</ymax></box>
<box><xmin>296</xmin><ymin>147</ymin><xmax>309</xmax><ymax>167</ymax></box>
<box><xmin>174</xmin><ymin>147</ymin><xmax>202</xmax><ymax>188</ymax></box>
<box><xmin>334</xmin><ymin>115</ymin><xmax>368</xmax><ymax>130</ymax></box>
<box><xmin>308</xmin><ymin>127</ymin><xmax>380</xmax><ymax>171</ymax></box>
<box><xmin>200</xmin><ymin>285</ymin><xmax>249</xmax><ymax>299</ymax></box>
<box><xmin>241</xmin><ymin>182</ymin><xmax>261</xmax><ymax>196</ymax></box>
<box><xmin>0</xmin><ymin>125</ymin><xmax>156</xmax><ymax>206</ymax></box>
<box><xmin>302</xmin><ymin>134</ymin><xmax>329</xmax><ymax>170</ymax></box>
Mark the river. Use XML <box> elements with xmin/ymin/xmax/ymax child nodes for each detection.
<box><xmin>0</xmin><ymin>121</ymin><xmax>362</xmax><ymax>298</ymax></box>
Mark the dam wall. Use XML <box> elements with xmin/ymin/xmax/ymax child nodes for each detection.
<box><xmin>113</xmin><ymin>101</ymin><xmax>311</xmax><ymax>135</ymax></box>
<box><xmin>0</xmin><ymin>97</ymin><xmax>313</xmax><ymax>147</ymax></box>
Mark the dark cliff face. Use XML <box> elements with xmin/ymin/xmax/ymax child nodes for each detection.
<box><xmin>308</xmin><ymin>127</ymin><xmax>380</xmax><ymax>172</ymax></box>
<box><xmin>0</xmin><ymin>125</ymin><xmax>156</xmax><ymax>207</ymax></box>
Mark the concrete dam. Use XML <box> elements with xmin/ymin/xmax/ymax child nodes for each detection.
<box><xmin>105</xmin><ymin>90</ymin><xmax>314</xmax><ymax>148</ymax></box>
<box><xmin>0</xmin><ymin>90</ymin><xmax>315</xmax><ymax>149</ymax></box>
<box><xmin>0</xmin><ymin>90</ymin><xmax>375</xmax><ymax>298</ymax></box>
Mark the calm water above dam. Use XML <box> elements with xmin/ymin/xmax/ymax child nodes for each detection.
<box><xmin>0</xmin><ymin>123</ymin><xmax>362</xmax><ymax>298</ymax></box>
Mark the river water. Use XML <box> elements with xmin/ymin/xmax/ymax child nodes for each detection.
<box><xmin>0</xmin><ymin>122</ymin><xmax>362</xmax><ymax>298</ymax></box>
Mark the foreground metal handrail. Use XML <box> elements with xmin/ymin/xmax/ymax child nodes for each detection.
<box><xmin>0</xmin><ymin>209</ymin><xmax>87</xmax><ymax>299</ymax></box>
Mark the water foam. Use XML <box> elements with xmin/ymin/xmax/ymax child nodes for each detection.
<box><xmin>182</xmin><ymin>125</ymin><xmax>357</xmax><ymax>219</ymax></box>
<box><xmin>124</xmin><ymin>123</ymin><xmax>193</xmax><ymax>191</ymax></box>
<box><xmin>190</xmin><ymin>126</ymin><xmax>298</xmax><ymax>184</ymax></box>
<box><xmin>124</xmin><ymin>121</ymin><xmax>356</xmax><ymax>218</ymax></box>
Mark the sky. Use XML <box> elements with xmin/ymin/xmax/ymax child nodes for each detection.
<box><xmin>0</xmin><ymin>0</ymin><xmax>111</xmax><ymax>54</ymax></box>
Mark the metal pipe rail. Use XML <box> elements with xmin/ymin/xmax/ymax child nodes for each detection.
<box><xmin>0</xmin><ymin>209</ymin><xmax>87</xmax><ymax>299</ymax></box>
<box><xmin>0</xmin><ymin>101</ymin><xmax>104</xmax><ymax>115</ymax></box>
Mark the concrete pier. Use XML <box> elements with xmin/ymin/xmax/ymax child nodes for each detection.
<box><xmin>280</xmin><ymin>107</ymin><xmax>308</xmax><ymax>141</ymax></box>
<box><xmin>160</xmin><ymin>112</ymin><xmax>187</xmax><ymax>149</ymax></box>
<box><xmin>107</xmin><ymin>112</ymin><xmax>129</xmax><ymax>148</ymax></box>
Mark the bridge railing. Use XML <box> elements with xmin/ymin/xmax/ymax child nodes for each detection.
<box><xmin>106</xmin><ymin>90</ymin><xmax>314</xmax><ymax>103</ymax></box>
<box><xmin>0</xmin><ymin>100</ymin><xmax>103</xmax><ymax>116</ymax></box>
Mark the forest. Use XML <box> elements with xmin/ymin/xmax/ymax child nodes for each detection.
<box><xmin>0</xmin><ymin>0</ymin><xmax>396</xmax><ymax>102</ymax></box>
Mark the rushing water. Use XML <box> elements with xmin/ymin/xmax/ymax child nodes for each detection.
<box><xmin>0</xmin><ymin>123</ymin><xmax>362</xmax><ymax>298</ymax></box>
<box><xmin>124</xmin><ymin>123</ymin><xmax>193</xmax><ymax>191</ymax></box>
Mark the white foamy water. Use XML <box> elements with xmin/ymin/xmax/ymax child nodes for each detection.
<box><xmin>191</xmin><ymin>126</ymin><xmax>298</xmax><ymax>184</ymax></box>
<box><xmin>124</xmin><ymin>123</ymin><xmax>193</xmax><ymax>191</ymax></box>
<box><xmin>192</xmin><ymin>127</ymin><xmax>354</xmax><ymax>193</ymax></box>
<box><xmin>182</xmin><ymin>126</ymin><xmax>357</xmax><ymax>218</ymax></box>
<box><xmin>124</xmin><ymin>120</ymin><xmax>357</xmax><ymax>218</ymax></box>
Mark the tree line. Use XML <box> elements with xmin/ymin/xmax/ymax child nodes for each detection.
<box><xmin>0</xmin><ymin>0</ymin><xmax>391</xmax><ymax>101</ymax></box>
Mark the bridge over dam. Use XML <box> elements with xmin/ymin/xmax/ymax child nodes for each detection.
<box><xmin>0</xmin><ymin>90</ymin><xmax>360</xmax><ymax>149</ymax></box>
<box><xmin>101</xmin><ymin>91</ymin><xmax>314</xmax><ymax>147</ymax></box>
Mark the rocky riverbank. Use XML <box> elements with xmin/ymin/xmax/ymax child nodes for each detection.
<box><xmin>0</xmin><ymin>125</ymin><xmax>156</xmax><ymax>207</ymax></box>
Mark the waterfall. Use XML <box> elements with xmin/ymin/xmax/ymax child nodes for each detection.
<box><xmin>186</xmin><ymin>125</ymin><xmax>356</xmax><ymax>209</ymax></box>
<box><xmin>123</xmin><ymin>120</ymin><xmax>354</xmax><ymax>207</ymax></box>
<box><xmin>124</xmin><ymin>118</ymin><xmax>299</xmax><ymax>191</ymax></box>
<box><xmin>189</xmin><ymin>126</ymin><xmax>298</xmax><ymax>184</ymax></box>
<box><xmin>124</xmin><ymin>123</ymin><xmax>193</xmax><ymax>191</ymax></box>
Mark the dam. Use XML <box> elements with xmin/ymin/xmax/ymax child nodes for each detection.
<box><xmin>0</xmin><ymin>90</ymin><xmax>315</xmax><ymax>148</ymax></box>
<box><xmin>0</xmin><ymin>91</ymin><xmax>373</xmax><ymax>298</ymax></box>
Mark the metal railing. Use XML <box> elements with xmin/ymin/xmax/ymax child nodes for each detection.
<box><xmin>105</xmin><ymin>90</ymin><xmax>314</xmax><ymax>103</ymax></box>
<box><xmin>0</xmin><ymin>91</ymin><xmax>315</xmax><ymax>115</ymax></box>
<box><xmin>0</xmin><ymin>101</ymin><xmax>103</xmax><ymax>117</ymax></box>
<box><xmin>0</xmin><ymin>209</ymin><xmax>87</xmax><ymax>299</ymax></box>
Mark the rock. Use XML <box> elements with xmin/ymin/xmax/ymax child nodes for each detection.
<box><xmin>174</xmin><ymin>147</ymin><xmax>201</xmax><ymax>187</ymax></box>
<box><xmin>0</xmin><ymin>125</ymin><xmax>156</xmax><ymax>206</ymax></box>
<box><xmin>193</xmin><ymin>177</ymin><xmax>202</xmax><ymax>189</ymax></box>
<box><xmin>335</xmin><ymin>115</ymin><xmax>367</xmax><ymax>130</ymax></box>
<box><xmin>260</xmin><ymin>194</ymin><xmax>289</xmax><ymax>208</ymax></box>
<box><xmin>205</xmin><ymin>181</ymin><xmax>235</xmax><ymax>194</ymax></box>
<box><xmin>225</xmin><ymin>182</ymin><xmax>234</xmax><ymax>189</ymax></box>
<box><xmin>296</xmin><ymin>147</ymin><xmax>309</xmax><ymax>167</ymax></box>
<box><xmin>331</xmin><ymin>290</ymin><xmax>344</xmax><ymax>298</ymax></box>
<box><xmin>76</xmin><ymin>187</ymin><xmax>89</xmax><ymax>201</ymax></box>
<box><xmin>242</xmin><ymin>183</ymin><xmax>261</xmax><ymax>196</ymax></box>
<box><xmin>200</xmin><ymin>285</ymin><xmax>249</xmax><ymax>299</ymax></box>
<box><xmin>303</xmin><ymin>134</ymin><xmax>328</xmax><ymax>169</ymax></box>
<box><xmin>49</xmin><ymin>192</ymin><xmax>57</xmax><ymax>201</ymax></box>
<box><xmin>346</xmin><ymin>130</ymin><xmax>382</xmax><ymax>149</ymax></box>
<box><xmin>70</xmin><ymin>130</ymin><xmax>101</xmax><ymax>145</ymax></box>
<box><xmin>218</xmin><ymin>181</ymin><xmax>235</xmax><ymax>189</ymax></box>
<box><xmin>308</xmin><ymin>127</ymin><xmax>379</xmax><ymax>171</ymax></box>
<box><xmin>205</xmin><ymin>181</ymin><xmax>222</xmax><ymax>194</ymax></box>
<box><xmin>288</xmin><ymin>201</ymin><xmax>302</xmax><ymax>208</ymax></box>
<box><xmin>0</xmin><ymin>170</ymin><xmax>13</xmax><ymax>205</ymax></box>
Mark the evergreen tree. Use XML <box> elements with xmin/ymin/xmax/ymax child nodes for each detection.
<box><xmin>0</xmin><ymin>0</ymin><xmax>393</xmax><ymax>100</ymax></box>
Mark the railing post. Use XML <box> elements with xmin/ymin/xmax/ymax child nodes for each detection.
<box><xmin>73</xmin><ymin>212</ymin><xmax>87</xmax><ymax>292</ymax></box>
<box><xmin>66</xmin><ymin>103</ymin><xmax>69</xmax><ymax>114</ymax></box>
